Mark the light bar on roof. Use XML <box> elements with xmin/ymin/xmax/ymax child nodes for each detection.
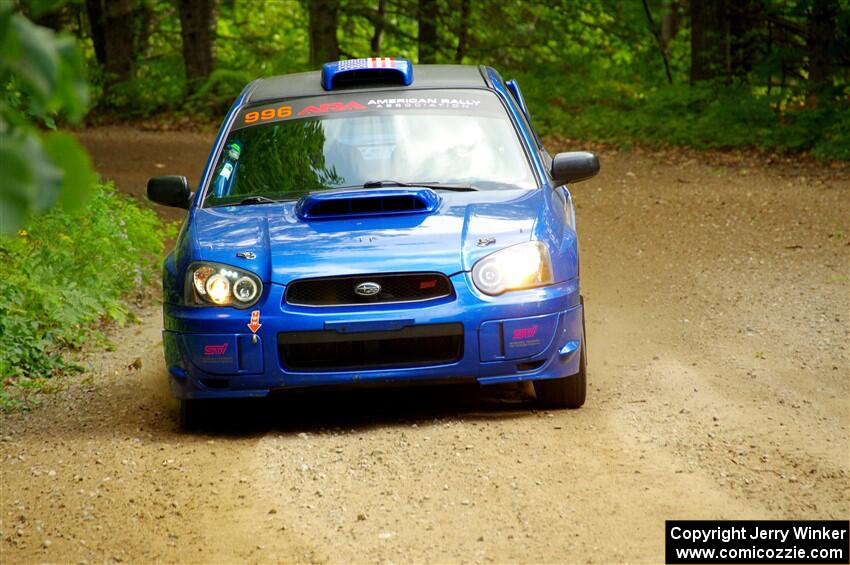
<box><xmin>321</xmin><ymin>57</ymin><xmax>414</xmax><ymax>91</ymax></box>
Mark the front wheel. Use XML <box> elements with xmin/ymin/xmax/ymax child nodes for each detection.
<box><xmin>178</xmin><ymin>399</ymin><xmax>204</xmax><ymax>431</ymax></box>
<box><xmin>534</xmin><ymin>305</ymin><xmax>587</xmax><ymax>409</ymax></box>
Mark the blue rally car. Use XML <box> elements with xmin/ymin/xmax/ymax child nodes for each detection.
<box><xmin>146</xmin><ymin>58</ymin><xmax>599</xmax><ymax>428</ymax></box>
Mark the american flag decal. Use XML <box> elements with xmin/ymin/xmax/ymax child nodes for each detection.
<box><xmin>337</xmin><ymin>57</ymin><xmax>395</xmax><ymax>71</ymax></box>
<box><xmin>368</xmin><ymin>57</ymin><xmax>395</xmax><ymax>68</ymax></box>
<box><xmin>322</xmin><ymin>56</ymin><xmax>413</xmax><ymax>90</ymax></box>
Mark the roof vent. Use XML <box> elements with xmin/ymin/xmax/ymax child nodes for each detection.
<box><xmin>321</xmin><ymin>58</ymin><xmax>413</xmax><ymax>91</ymax></box>
<box><xmin>296</xmin><ymin>188</ymin><xmax>440</xmax><ymax>220</ymax></box>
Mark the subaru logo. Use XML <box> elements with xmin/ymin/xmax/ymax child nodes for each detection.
<box><xmin>354</xmin><ymin>282</ymin><xmax>381</xmax><ymax>297</ymax></box>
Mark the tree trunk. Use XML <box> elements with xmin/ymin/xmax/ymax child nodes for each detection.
<box><xmin>370</xmin><ymin>0</ymin><xmax>386</xmax><ymax>56</ymax></box>
<box><xmin>418</xmin><ymin>0</ymin><xmax>438</xmax><ymax>63</ymax></box>
<box><xmin>808</xmin><ymin>0</ymin><xmax>837</xmax><ymax>94</ymax></box>
<box><xmin>84</xmin><ymin>0</ymin><xmax>107</xmax><ymax>67</ymax></box>
<box><xmin>660</xmin><ymin>0</ymin><xmax>679</xmax><ymax>49</ymax></box>
<box><xmin>727</xmin><ymin>0</ymin><xmax>764</xmax><ymax>80</ymax></box>
<box><xmin>309</xmin><ymin>0</ymin><xmax>340</xmax><ymax>67</ymax></box>
<box><xmin>455</xmin><ymin>0</ymin><xmax>470</xmax><ymax>63</ymax></box>
<box><xmin>690</xmin><ymin>0</ymin><xmax>727</xmax><ymax>82</ymax></box>
<box><xmin>103</xmin><ymin>0</ymin><xmax>136</xmax><ymax>82</ymax></box>
<box><xmin>641</xmin><ymin>0</ymin><xmax>673</xmax><ymax>84</ymax></box>
<box><xmin>176</xmin><ymin>0</ymin><xmax>218</xmax><ymax>90</ymax></box>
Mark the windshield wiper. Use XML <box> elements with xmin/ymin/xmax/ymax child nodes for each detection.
<box><xmin>236</xmin><ymin>195</ymin><xmax>290</xmax><ymax>205</ymax></box>
<box><xmin>362</xmin><ymin>180</ymin><xmax>477</xmax><ymax>192</ymax></box>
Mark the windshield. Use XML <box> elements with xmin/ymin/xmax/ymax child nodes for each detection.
<box><xmin>203</xmin><ymin>89</ymin><xmax>537</xmax><ymax>207</ymax></box>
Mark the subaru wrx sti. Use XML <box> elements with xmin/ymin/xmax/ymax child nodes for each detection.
<box><xmin>147</xmin><ymin>58</ymin><xmax>600</xmax><ymax>429</ymax></box>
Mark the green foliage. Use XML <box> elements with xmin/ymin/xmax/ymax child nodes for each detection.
<box><xmin>0</xmin><ymin>5</ymin><xmax>94</xmax><ymax>232</ymax></box>
<box><xmin>813</xmin><ymin>105</ymin><xmax>850</xmax><ymax>160</ymax></box>
<box><xmin>0</xmin><ymin>183</ymin><xmax>171</xmax><ymax>409</ymax></box>
<box><xmin>91</xmin><ymin>0</ymin><xmax>312</xmax><ymax>117</ymax></box>
<box><xmin>96</xmin><ymin>55</ymin><xmax>187</xmax><ymax>118</ymax></box>
<box><xmin>190</xmin><ymin>68</ymin><xmax>255</xmax><ymax>116</ymax></box>
<box><xmin>215</xmin><ymin>1</ymin><xmax>310</xmax><ymax>76</ymax></box>
<box><xmin>520</xmin><ymin>72</ymin><xmax>850</xmax><ymax>160</ymax></box>
<box><xmin>70</xmin><ymin>0</ymin><xmax>848</xmax><ymax>159</ymax></box>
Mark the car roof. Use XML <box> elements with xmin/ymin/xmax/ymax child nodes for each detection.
<box><xmin>245</xmin><ymin>64</ymin><xmax>491</xmax><ymax>105</ymax></box>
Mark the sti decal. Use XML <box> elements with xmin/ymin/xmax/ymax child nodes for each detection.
<box><xmin>204</xmin><ymin>343</ymin><xmax>229</xmax><ymax>356</ymax></box>
<box><xmin>513</xmin><ymin>324</ymin><xmax>539</xmax><ymax>340</ymax></box>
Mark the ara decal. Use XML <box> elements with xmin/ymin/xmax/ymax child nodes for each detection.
<box><xmin>297</xmin><ymin>101</ymin><xmax>366</xmax><ymax>117</ymax></box>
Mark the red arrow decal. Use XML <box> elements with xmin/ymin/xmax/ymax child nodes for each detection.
<box><xmin>247</xmin><ymin>310</ymin><xmax>262</xmax><ymax>333</ymax></box>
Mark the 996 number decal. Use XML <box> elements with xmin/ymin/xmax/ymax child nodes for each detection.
<box><xmin>244</xmin><ymin>105</ymin><xmax>292</xmax><ymax>124</ymax></box>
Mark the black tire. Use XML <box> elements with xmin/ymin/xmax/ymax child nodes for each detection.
<box><xmin>534</xmin><ymin>302</ymin><xmax>587</xmax><ymax>409</ymax></box>
<box><xmin>178</xmin><ymin>399</ymin><xmax>203</xmax><ymax>431</ymax></box>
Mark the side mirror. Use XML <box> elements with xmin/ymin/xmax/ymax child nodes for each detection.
<box><xmin>551</xmin><ymin>151</ymin><xmax>600</xmax><ymax>186</ymax></box>
<box><xmin>147</xmin><ymin>176</ymin><xmax>193</xmax><ymax>209</ymax></box>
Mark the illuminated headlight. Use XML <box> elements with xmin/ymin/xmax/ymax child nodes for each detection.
<box><xmin>206</xmin><ymin>273</ymin><xmax>231</xmax><ymax>304</ymax></box>
<box><xmin>471</xmin><ymin>241</ymin><xmax>554</xmax><ymax>295</ymax></box>
<box><xmin>187</xmin><ymin>262</ymin><xmax>262</xmax><ymax>308</ymax></box>
<box><xmin>233</xmin><ymin>276</ymin><xmax>258</xmax><ymax>303</ymax></box>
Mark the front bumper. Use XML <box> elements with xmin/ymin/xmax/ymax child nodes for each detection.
<box><xmin>162</xmin><ymin>274</ymin><xmax>584</xmax><ymax>399</ymax></box>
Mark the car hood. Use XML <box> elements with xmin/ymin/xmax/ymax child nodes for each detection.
<box><xmin>190</xmin><ymin>189</ymin><xmax>542</xmax><ymax>285</ymax></box>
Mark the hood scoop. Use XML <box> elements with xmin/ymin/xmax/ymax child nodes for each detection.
<box><xmin>296</xmin><ymin>188</ymin><xmax>441</xmax><ymax>220</ymax></box>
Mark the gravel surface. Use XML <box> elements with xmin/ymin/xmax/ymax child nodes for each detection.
<box><xmin>1</xmin><ymin>128</ymin><xmax>848</xmax><ymax>563</ymax></box>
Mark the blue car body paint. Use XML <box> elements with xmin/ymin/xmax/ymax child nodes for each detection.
<box><xmin>158</xmin><ymin>62</ymin><xmax>586</xmax><ymax>400</ymax></box>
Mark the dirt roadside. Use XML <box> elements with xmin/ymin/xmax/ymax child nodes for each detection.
<box><xmin>0</xmin><ymin>127</ymin><xmax>848</xmax><ymax>564</ymax></box>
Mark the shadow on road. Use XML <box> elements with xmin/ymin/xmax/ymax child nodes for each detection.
<box><xmin>3</xmin><ymin>346</ymin><xmax>546</xmax><ymax>441</ymax></box>
<box><xmin>182</xmin><ymin>382</ymin><xmax>539</xmax><ymax>436</ymax></box>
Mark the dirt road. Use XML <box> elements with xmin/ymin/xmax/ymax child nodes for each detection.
<box><xmin>1</xmin><ymin>127</ymin><xmax>848</xmax><ymax>563</ymax></box>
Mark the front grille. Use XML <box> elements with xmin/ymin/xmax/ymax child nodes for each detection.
<box><xmin>278</xmin><ymin>323</ymin><xmax>463</xmax><ymax>371</ymax></box>
<box><xmin>286</xmin><ymin>272</ymin><xmax>453</xmax><ymax>306</ymax></box>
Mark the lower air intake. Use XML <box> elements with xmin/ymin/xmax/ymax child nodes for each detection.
<box><xmin>278</xmin><ymin>323</ymin><xmax>463</xmax><ymax>371</ymax></box>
